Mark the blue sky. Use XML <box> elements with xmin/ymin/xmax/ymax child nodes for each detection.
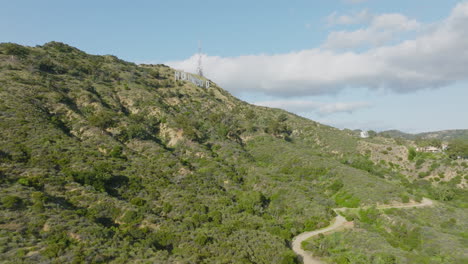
<box><xmin>1</xmin><ymin>0</ymin><xmax>467</xmax><ymax>133</ymax></box>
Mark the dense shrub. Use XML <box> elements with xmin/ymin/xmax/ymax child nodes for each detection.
<box><xmin>88</xmin><ymin>111</ymin><xmax>115</xmax><ymax>129</ymax></box>
<box><xmin>447</xmin><ymin>139</ymin><xmax>468</xmax><ymax>159</ymax></box>
<box><xmin>121</xmin><ymin>210</ymin><xmax>142</xmax><ymax>224</ymax></box>
<box><xmin>1</xmin><ymin>43</ymin><xmax>30</xmax><ymax>58</ymax></box>
<box><xmin>0</xmin><ymin>150</ymin><xmax>11</xmax><ymax>161</ymax></box>
<box><xmin>2</xmin><ymin>195</ymin><xmax>23</xmax><ymax>210</ymax></box>
<box><xmin>67</xmin><ymin>163</ymin><xmax>114</xmax><ymax>192</ymax></box>
<box><xmin>408</xmin><ymin>147</ymin><xmax>417</xmax><ymax>161</ymax></box>
<box><xmin>335</xmin><ymin>191</ymin><xmax>360</xmax><ymax>208</ymax></box>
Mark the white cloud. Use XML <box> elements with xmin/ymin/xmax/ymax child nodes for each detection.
<box><xmin>372</xmin><ymin>13</ymin><xmax>420</xmax><ymax>31</ymax></box>
<box><xmin>166</xmin><ymin>2</ymin><xmax>468</xmax><ymax>97</ymax></box>
<box><xmin>323</xmin><ymin>12</ymin><xmax>421</xmax><ymax>49</ymax></box>
<box><xmin>253</xmin><ymin>100</ymin><xmax>371</xmax><ymax>116</ymax></box>
<box><xmin>326</xmin><ymin>9</ymin><xmax>373</xmax><ymax>26</ymax></box>
<box><xmin>318</xmin><ymin>101</ymin><xmax>371</xmax><ymax>114</ymax></box>
<box><xmin>316</xmin><ymin>118</ymin><xmax>392</xmax><ymax>132</ymax></box>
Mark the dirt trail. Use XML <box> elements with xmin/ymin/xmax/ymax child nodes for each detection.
<box><xmin>291</xmin><ymin>198</ymin><xmax>434</xmax><ymax>264</ymax></box>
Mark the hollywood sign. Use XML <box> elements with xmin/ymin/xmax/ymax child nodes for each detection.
<box><xmin>174</xmin><ymin>70</ymin><xmax>210</xmax><ymax>88</ymax></box>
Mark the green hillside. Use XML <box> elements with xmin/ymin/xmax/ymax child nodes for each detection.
<box><xmin>0</xmin><ymin>42</ymin><xmax>466</xmax><ymax>263</ymax></box>
<box><xmin>380</xmin><ymin>129</ymin><xmax>468</xmax><ymax>141</ymax></box>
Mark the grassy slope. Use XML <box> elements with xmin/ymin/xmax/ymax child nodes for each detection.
<box><xmin>302</xmin><ymin>203</ymin><xmax>468</xmax><ymax>264</ymax></box>
<box><xmin>379</xmin><ymin>129</ymin><xmax>468</xmax><ymax>141</ymax></box>
<box><xmin>0</xmin><ymin>42</ymin><xmax>466</xmax><ymax>263</ymax></box>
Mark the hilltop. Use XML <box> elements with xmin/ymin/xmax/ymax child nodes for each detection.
<box><xmin>0</xmin><ymin>42</ymin><xmax>466</xmax><ymax>264</ymax></box>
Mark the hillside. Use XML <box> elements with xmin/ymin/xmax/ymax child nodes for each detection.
<box><xmin>0</xmin><ymin>42</ymin><xmax>466</xmax><ymax>264</ymax></box>
<box><xmin>380</xmin><ymin>129</ymin><xmax>468</xmax><ymax>141</ymax></box>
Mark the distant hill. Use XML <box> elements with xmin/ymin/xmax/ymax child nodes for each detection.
<box><xmin>380</xmin><ymin>129</ymin><xmax>468</xmax><ymax>141</ymax></box>
<box><xmin>418</xmin><ymin>129</ymin><xmax>468</xmax><ymax>141</ymax></box>
<box><xmin>378</xmin><ymin>130</ymin><xmax>417</xmax><ymax>140</ymax></box>
<box><xmin>0</xmin><ymin>42</ymin><xmax>466</xmax><ymax>264</ymax></box>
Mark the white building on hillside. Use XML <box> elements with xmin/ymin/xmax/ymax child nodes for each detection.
<box><xmin>360</xmin><ymin>131</ymin><xmax>369</xmax><ymax>138</ymax></box>
<box><xmin>416</xmin><ymin>146</ymin><xmax>441</xmax><ymax>153</ymax></box>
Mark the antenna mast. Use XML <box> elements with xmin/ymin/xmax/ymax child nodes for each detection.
<box><xmin>196</xmin><ymin>41</ymin><xmax>203</xmax><ymax>77</ymax></box>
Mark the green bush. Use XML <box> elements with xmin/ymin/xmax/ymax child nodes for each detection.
<box><xmin>38</xmin><ymin>58</ymin><xmax>62</xmax><ymax>73</ymax></box>
<box><xmin>125</xmin><ymin>123</ymin><xmax>152</xmax><ymax>140</ymax></box>
<box><xmin>335</xmin><ymin>191</ymin><xmax>360</xmax><ymax>208</ymax></box>
<box><xmin>67</xmin><ymin>163</ymin><xmax>114</xmax><ymax>192</ymax></box>
<box><xmin>328</xmin><ymin>179</ymin><xmax>344</xmax><ymax>193</ymax></box>
<box><xmin>236</xmin><ymin>191</ymin><xmax>269</xmax><ymax>215</ymax></box>
<box><xmin>1</xmin><ymin>43</ymin><xmax>30</xmax><ymax>58</ymax></box>
<box><xmin>358</xmin><ymin>207</ymin><xmax>379</xmax><ymax>224</ymax></box>
<box><xmin>245</xmin><ymin>109</ymin><xmax>256</xmax><ymax>120</ymax></box>
<box><xmin>447</xmin><ymin>139</ymin><xmax>468</xmax><ymax>159</ymax></box>
<box><xmin>386</xmin><ymin>224</ymin><xmax>422</xmax><ymax>251</ymax></box>
<box><xmin>418</xmin><ymin>171</ymin><xmax>429</xmax><ymax>178</ymax></box>
<box><xmin>279</xmin><ymin>251</ymin><xmax>297</xmax><ymax>264</ymax></box>
<box><xmin>43</xmin><ymin>230</ymin><xmax>72</xmax><ymax>258</ymax></box>
<box><xmin>89</xmin><ymin>112</ymin><xmax>115</xmax><ymax>129</ymax></box>
<box><xmin>2</xmin><ymin>195</ymin><xmax>23</xmax><ymax>210</ymax></box>
<box><xmin>371</xmin><ymin>252</ymin><xmax>397</xmax><ymax>264</ymax></box>
<box><xmin>194</xmin><ymin>234</ymin><xmax>210</xmax><ymax>246</ymax></box>
<box><xmin>415</xmin><ymin>158</ymin><xmax>425</xmax><ymax>167</ymax></box>
<box><xmin>429</xmin><ymin>162</ymin><xmax>439</xmax><ymax>171</ymax></box>
<box><xmin>109</xmin><ymin>145</ymin><xmax>125</xmax><ymax>159</ymax></box>
<box><xmin>266</xmin><ymin>118</ymin><xmax>291</xmax><ymax>139</ymax></box>
<box><xmin>43</xmin><ymin>41</ymin><xmax>76</xmax><ymax>53</ymax></box>
<box><xmin>0</xmin><ymin>150</ymin><xmax>10</xmax><ymax>161</ymax></box>
<box><xmin>11</xmin><ymin>144</ymin><xmax>31</xmax><ymax>163</ymax></box>
<box><xmin>408</xmin><ymin>147</ymin><xmax>417</xmax><ymax>161</ymax></box>
<box><xmin>130</xmin><ymin>197</ymin><xmax>147</xmax><ymax>207</ymax></box>
<box><xmin>400</xmin><ymin>194</ymin><xmax>410</xmax><ymax>203</ymax></box>
<box><xmin>121</xmin><ymin>210</ymin><xmax>142</xmax><ymax>224</ymax></box>
<box><xmin>431</xmin><ymin>185</ymin><xmax>455</xmax><ymax>201</ymax></box>
<box><xmin>16</xmin><ymin>176</ymin><xmax>44</xmax><ymax>190</ymax></box>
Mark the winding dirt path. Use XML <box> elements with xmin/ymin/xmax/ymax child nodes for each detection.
<box><xmin>291</xmin><ymin>198</ymin><xmax>434</xmax><ymax>264</ymax></box>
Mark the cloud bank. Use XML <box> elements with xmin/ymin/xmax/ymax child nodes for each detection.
<box><xmin>166</xmin><ymin>2</ymin><xmax>468</xmax><ymax>97</ymax></box>
<box><xmin>324</xmin><ymin>12</ymin><xmax>421</xmax><ymax>49</ymax></box>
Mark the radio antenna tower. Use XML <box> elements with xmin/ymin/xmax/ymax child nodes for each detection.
<box><xmin>196</xmin><ymin>41</ymin><xmax>203</xmax><ymax>77</ymax></box>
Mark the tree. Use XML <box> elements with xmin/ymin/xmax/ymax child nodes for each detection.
<box><xmin>447</xmin><ymin>139</ymin><xmax>468</xmax><ymax>159</ymax></box>
<box><xmin>432</xmin><ymin>185</ymin><xmax>455</xmax><ymax>201</ymax></box>
<box><xmin>368</xmin><ymin>130</ymin><xmax>377</xmax><ymax>138</ymax></box>
<box><xmin>415</xmin><ymin>138</ymin><xmax>442</xmax><ymax>148</ymax></box>
<box><xmin>68</xmin><ymin>163</ymin><xmax>113</xmax><ymax>192</ymax></box>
